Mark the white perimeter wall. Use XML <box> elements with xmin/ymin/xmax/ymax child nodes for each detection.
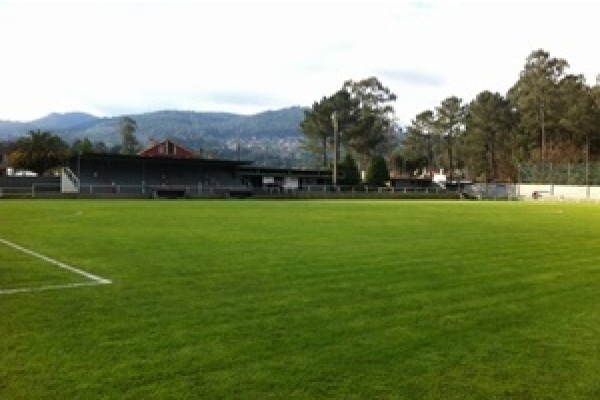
<box><xmin>470</xmin><ymin>183</ymin><xmax>600</xmax><ymax>201</ymax></box>
<box><xmin>517</xmin><ymin>184</ymin><xmax>600</xmax><ymax>201</ymax></box>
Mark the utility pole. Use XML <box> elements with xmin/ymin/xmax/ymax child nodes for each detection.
<box><xmin>77</xmin><ymin>151</ymin><xmax>81</xmax><ymax>192</ymax></box>
<box><xmin>331</xmin><ymin>111</ymin><xmax>339</xmax><ymax>188</ymax></box>
<box><xmin>539</xmin><ymin>102</ymin><xmax>546</xmax><ymax>184</ymax></box>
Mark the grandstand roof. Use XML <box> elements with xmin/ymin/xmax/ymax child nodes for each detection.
<box><xmin>68</xmin><ymin>152</ymin><xmax>252</xmax><ymax>168</ymax></box>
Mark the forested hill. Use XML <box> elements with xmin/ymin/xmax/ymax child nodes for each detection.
<box><xmin>0</xmin><ymin>107</ymin><xmax>306</xmax><ymax>145</ymax></box>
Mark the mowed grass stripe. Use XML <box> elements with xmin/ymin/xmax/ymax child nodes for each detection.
<box><xmin>1</xmin><ymin>200</ymin><xmax>600</xmax><ymax>399</ymax></box>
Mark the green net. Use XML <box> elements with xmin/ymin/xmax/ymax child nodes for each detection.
<box><xmin>519</xmin><ymin>163</ymin><xmax>600</xmax><ymax>185</ymax></box>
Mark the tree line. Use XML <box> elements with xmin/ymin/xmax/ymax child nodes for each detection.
<box><xmin>300</xmin><ymin>76</ymin><xmax>398</xmax><ymax>185</ymax></box>
<box><xmin>301</xmin><ymin>49</ymin><xmax>600</xmax><ymax>183</ymax></box>
<box><xmin>4</xmin><ymin>49</ymin><xmax>598</xmax><ymax>183</ymax></box>
<box><xmin>5</xmin><ymin>117</ymin><xmax>139</xmax><ymax>175</ymax></box>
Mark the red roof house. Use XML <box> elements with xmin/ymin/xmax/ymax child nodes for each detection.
<box><xmin>138</xmin><ymin>139</ymin><xmax>197</xmax><ymax>159</ymax></box>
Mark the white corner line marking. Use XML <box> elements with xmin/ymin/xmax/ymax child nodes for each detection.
<box><xmin>0</xmin><ymin>282</ymin><xmax>104</xmax><ymax>295</ymax></box>
<box><xmin>0</xmin><ymin>237</ymin><xmax>111</xmax><ymax>294</ymax></box>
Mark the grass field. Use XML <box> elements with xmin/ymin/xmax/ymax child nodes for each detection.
<box><xmin>2</xmin><ymin>199</ymin><xmax>600</xmax><ymax>399</ymax></box>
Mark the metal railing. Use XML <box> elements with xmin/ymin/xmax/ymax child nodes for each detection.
<box><xmin>0</xmin><ymin>184</ymin><xmax>61</xmax><ymax>198</ymax></box>
<box><xmin>1</xmin><ymin>182</ymin><xmax>452</xmax><ymax>198</ymax></box>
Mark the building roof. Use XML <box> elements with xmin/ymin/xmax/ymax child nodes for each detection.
<box><xmin>138</xmin><ymin>139</ymin><xmax>198</xmax><ymax>159</ymax></box>
<box><xmin>68</xmin><ymin>152</ymin><xmax>252</xmax><ymax>168</ymax></box>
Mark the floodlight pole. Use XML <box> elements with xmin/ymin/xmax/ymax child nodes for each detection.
<box><xmin>331</xmin><ymin>111</ymin><xmax>339</xmax><ymax>188</ymax></box>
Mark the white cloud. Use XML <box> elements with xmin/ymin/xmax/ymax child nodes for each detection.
<box><xmin>0</xmin><ymin>0</ymin><xmax>597</xmax><ymax>123</ymax></box>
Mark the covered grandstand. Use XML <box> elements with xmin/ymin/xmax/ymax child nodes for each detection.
<box><xmin>64</xmin><ymin>153</ymin><xmax>252</xmax><ymax>197</ymax></box>
<box><xmin>60</xmin><ymin>152</ymin><xmax>332</xmax><ymax>198</ymax></box>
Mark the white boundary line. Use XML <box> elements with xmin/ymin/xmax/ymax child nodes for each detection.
<box><xmin>0</xmin><ymin>282</ymin><xmax>104</xmax><ymax>295</ymax></box>
<box><xmin>0</xmin><ymin>237</ymin><xmax>111</xmax><ymax>295</ymax></box>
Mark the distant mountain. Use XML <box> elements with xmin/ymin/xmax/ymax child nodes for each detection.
<box><xmin>30</xmin><ymin>112</ymin><xmax>100</xmax><ymax>131</ymax></box>
<box><xmin>0</xmin><ymin>112</ymin><xmax>102</xmax><ymax>140</ymax></box>
<box><xmin>0</xmin><ymin>107</ymin><xmax>310</xmax><ymax>168</ymax></box>
<box><xmin>0</xmin><ymin>107</ymin><xmax>306</xmax><ymax>146</ymax></box>
<box><xmin>0</xmin><ymin>120</ymin><xmax>23</xmax><ymax>141</ymax></box>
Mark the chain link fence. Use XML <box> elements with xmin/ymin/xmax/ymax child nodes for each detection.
<box><xmin>518</xmin><ymin>163</ymin><xmax>600</xmax><ymax>185</ymax></box>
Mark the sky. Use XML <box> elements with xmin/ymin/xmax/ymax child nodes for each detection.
<box><xmin>0</xmin><ymin>0</ymin><xmax>597</xmax><ymax>124</ymax></box>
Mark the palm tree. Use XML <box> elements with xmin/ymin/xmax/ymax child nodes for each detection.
<box><xmin>8</xmin><ymin>130</ymin><xmax>69</xmax><ymax>175</ymax></box>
